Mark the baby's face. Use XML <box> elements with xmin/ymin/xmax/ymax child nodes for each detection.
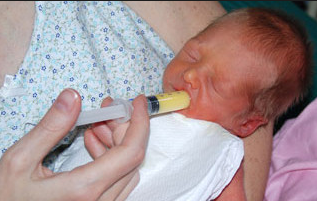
<box><xmin>163</xmin><ymin>23</ymin><xmax>262</xmax><ymax>134</ymax></box>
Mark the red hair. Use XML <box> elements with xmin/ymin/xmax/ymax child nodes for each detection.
<box><xmin>217</xmin><ymin>8</ymin><xmax>313</xmax><ymax>120</ymax></box>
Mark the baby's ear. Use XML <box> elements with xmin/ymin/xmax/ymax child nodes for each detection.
<box><xmin>236</xmin><ymin>115</ymin><xmax>268</xmax><ymax>138</ymax></box>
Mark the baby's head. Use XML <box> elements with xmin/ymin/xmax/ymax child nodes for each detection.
<box><xmin>163</xmin><ymin>8</ymin><xmax>312</xmax><ymax>137</ymax></box>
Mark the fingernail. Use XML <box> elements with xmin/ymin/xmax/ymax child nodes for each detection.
<box><xmin>55</xmin><ymin>89</ymin><xmax>79</xmax><ymax>112</ymax></box>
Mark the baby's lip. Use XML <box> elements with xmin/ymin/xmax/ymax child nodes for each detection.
<box><xmin>173</xmin><ymin>87</ymin><xmax>184</xmax><ymax>93</ymax></box>
<box><xmin>178</xmin><ymin>86</ymin><xmax>192</xmax><ymax>98</ymax></box>
<box><xmin>171</xmin><ymin>84</ymin><xmax>187</xmax><ymax>94</ymax></box>
<box><xmin>166</xmin><ymin>84</ymin><xmax>192</xmax><ymax>102</ymax></box>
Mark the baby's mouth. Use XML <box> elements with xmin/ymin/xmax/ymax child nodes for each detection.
<box><xmin>164</xmin><ymin>84</ymin><xmax>193</xmax><ymax>107</ymax></box>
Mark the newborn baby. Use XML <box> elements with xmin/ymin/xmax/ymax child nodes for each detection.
<box><xmin>54</xmin><ymin>7</ymin><xmax>311</xmax><ymax>201</ymax></box>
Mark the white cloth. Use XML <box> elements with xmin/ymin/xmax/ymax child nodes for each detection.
<box><xmin>54</xmin><ymin>113</ymin><xmax>244</xmax><ymax>200</ymax></box>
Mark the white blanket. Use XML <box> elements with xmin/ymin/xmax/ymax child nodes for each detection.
<box><xmin>54</xmin><ymin>113</ymin><xmax>244</xmax><ymax>201</ymax></box>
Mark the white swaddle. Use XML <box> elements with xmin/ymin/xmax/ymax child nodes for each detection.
<box><xmin>54</xmin><ymin>113</ymin><xmax>244</xmax><ymax>200</ymax></box>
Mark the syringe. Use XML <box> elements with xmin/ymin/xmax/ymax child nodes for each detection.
<box><xmin>74</xmin><ymin>91</ymin><xmax>190</xmax><ymax>128</ymax></box>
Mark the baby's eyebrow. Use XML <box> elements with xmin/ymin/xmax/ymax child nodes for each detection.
<box><xmin>211</xmin><ymin>69</ymin><xmax>245</xmax><ymax>98</ymax></box>
<box><xmin>186</xmin><ymin>37</ymin><xmax>203</xmax><ymax>49</ymax></box>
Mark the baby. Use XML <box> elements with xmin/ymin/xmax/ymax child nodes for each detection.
<box><xmin>54</xmin><ymin>7</ymin><xmax>312</xmax><ymax>201</ymax></box>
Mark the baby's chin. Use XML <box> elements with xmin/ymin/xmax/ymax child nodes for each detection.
<box><xmin>175</xmin><ymin>109</ymin><xmax>192</xmax><ymax>118</ymax></box>
<box><xmin>176</xmin><ymin>108</ymin><xmax>213</xmax><ymax>122</ymax></box>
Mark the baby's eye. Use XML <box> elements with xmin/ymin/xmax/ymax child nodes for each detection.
<box><xmin>182</xmin><ymin>39</ymin><xmax>201</xmax><ymax>63</ymax></box>
<box><xmin>182</xmin><ymin>50</ymin><xmax>198</xmax><ymax>63</ymax></box>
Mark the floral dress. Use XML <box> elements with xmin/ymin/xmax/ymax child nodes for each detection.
<box><xmin>0</xmin><ymin>1</ymin><xmax>174</xmax><ymax>164</ymax></box>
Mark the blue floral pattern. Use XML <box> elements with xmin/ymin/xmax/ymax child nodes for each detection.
<box><xmin>0</xmin><ymin>1</ymin><xmax>173</xmax><ymax>159</ymax></box>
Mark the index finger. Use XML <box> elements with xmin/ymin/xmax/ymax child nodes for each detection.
<box><xmin>67</xmin><ymin>95</ymin><xmax>149</xmax><ymax>194</ymax></box>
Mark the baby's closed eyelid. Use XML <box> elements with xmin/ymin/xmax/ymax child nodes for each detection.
<box><xmin>182</xmin><ymin>49</ymin><xmax>199</xmax><ymax>63</ymax></box>
<box><xmin>182</xmin><ymin>40</ymin><xmax>201</xmax><ymax>62</ymax></box>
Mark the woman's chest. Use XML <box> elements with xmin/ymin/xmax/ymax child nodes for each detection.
<box><xmin>0</xmin><ymin>2</ymin><xmax>35</xmax><ymax>86</ymax></box>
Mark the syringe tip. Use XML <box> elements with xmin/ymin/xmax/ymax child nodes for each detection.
<box><xmin>146</xmin><ymin>91</ymin><xmax>190</xmax><ymax>116</ymax></box>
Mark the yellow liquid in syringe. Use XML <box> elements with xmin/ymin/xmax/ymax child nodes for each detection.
<box><xmin>146</xmin><ymin>91</ymin><xmax>190</xmax><ymax>116</ymax></box>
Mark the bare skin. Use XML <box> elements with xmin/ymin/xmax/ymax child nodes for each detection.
<box><xmin>0</xmin><ymin>89</ymin><xmax>150</xmax><ymax>201</ymax></box>
<box><xmin>123</xmin><ymin>1</ymin><xmax>227</xmax><ymax>53</ymax></box>
<box><xmin>0</xmin><ymin>1</ymin><xmax>34</xmax><ymax>86</ymax></box>
<box><xmin>0</xmin><ymin>2</ymin><xmax>272</xmax><ymax>200</ymax></box>
<box><xmin>125</xmin><ymin>2</ymin><xmax>272</xmax><ymax>200</ymax></box>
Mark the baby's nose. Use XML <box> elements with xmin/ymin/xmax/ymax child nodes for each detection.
<box><xmin>184</xmin><ymin>68</ymin><xmax>201</xmax><ymax>89</ymax></box>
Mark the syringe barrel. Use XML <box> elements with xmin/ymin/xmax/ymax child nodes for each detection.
<box><xmin>146</xmin><ymin>91</ymin><xmax>190</xmax><ymax>116</ymax></box>
<box><xmin>73</xmin><ymin>91</ymin><xmax>191</xmax><ymax>129</ymax></box>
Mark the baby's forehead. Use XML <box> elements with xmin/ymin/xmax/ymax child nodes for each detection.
<box><xmin>195</xmin><ymin>19</ymin><xmax>245</xmax><ymax>46</ymax></box>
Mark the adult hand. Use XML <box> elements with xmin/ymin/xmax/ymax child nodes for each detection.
<box><xmin>0</xmin><ymin>89</ymin><xmax>150</xmax><ymax>201</ymax></box>
<box><xmin>85</xmin><ymin>96</ymin><xmax>148</xmax><ymax>201</ymax></box>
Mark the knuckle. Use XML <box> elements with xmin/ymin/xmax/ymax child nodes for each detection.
<box><xmin>131</xmin><ymin>146</ymin><xmax>146</xmax><ymax>166</ymax></box>
<box><xmin>37</xmin><ymin>117</ymin><xmax>61</xmax><ymax>133</ymax></box>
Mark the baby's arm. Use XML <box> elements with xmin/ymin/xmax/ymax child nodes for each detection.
<box><xmin>214</xmin><ymin>165</ymin><xmax>246</xmax><ymax>201</ymax></box>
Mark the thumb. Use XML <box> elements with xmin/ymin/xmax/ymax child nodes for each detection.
<box><xmin>21</xmin><ymin>89</ymin><xmax>81</xmax><ymax>164</ymax></box>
